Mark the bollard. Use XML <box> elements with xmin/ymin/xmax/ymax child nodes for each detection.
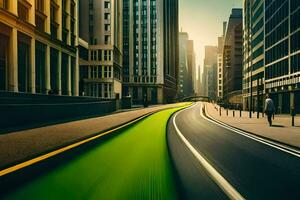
<box><xmin>292</xmin><ymin>116</ymin><xmax>295</xmax><ymax>127</ymax></box>
<box><xmin>219</xmin><ymin>107</ymin><xmax>222</xmax><ymax>116</ymax></box>
<box><xmin>240</xmin><ymin>108</ymin><xmax>242</xmax><ymax>117</ymax></box>
<box><xmin>233</xmin><ymin>110</ymin><xmax>235</xmax><ymax>117</ymax></box>
<box><xmin>291</xmin><ymin>108</ymin><xmax>295</xmax><ymax>127</ymax></box>
<box><xmin>226</xmin><ymin>109</ymin><xmax>229</xmax><ymax>116</ymax></box>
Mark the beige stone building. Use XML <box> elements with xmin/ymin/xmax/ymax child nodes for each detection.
<box><xmin>0</xmin><ymin>0</ymin><xmax>79</xmax><ymax>96</ymax></box>
<box><xmin>78</xmin><ymin>0</ymin><xmax>123</xmax><ymax>99</ymax></box>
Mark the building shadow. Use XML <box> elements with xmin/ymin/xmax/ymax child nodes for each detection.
<box><xmin>271</xmin><ymin>125</ymin><xmax>285</xmax><ymax>128</ymax></box>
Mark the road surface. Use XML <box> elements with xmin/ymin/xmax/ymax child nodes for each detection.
<box><xmin>168</xmin><ymin>102</ymin><xmax>300</xmax><ymax>200</ymax></box>
<box><xmin>1</xmin><ymin>106</ymin><xmax>190</xmax><ymax>200</ymax></box>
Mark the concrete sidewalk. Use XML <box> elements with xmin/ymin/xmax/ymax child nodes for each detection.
<box><xmin>0</xmin><ymin>103</ymin><xmax>187</xmax><ymax>169</ymax></box>
<box><xmin>205</xmin><ymin>103</ymin><xmax>300</xmax><ymax>149</ymax></box>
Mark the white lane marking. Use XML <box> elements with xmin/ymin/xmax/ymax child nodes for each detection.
<box><xmin>173</xmin><ymin>104</ymin><xmax>245</xmax><ymax>200</ymax></box>
<box><xmin>201</xmin><ymin>103</ymin><xmax>300</xmax><ymax>158</ymax></box>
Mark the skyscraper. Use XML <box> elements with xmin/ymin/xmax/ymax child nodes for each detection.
<box><xmin>123</xmin><ymin>0</ymin><xmax>179</xmax><ymax>104</ymax></box>
<box><xmin>243</xmin><ymin>0</ymin><xmax>300</xmax><ymax>114</ymax></box>
<box><xmin>243</xmin><ymin>0</ymin><xmax>264</xmax><ymax>112</ymax></box>
<box><xmin>203</xmin><ymin>46</ymin><xmax>218</xmax><ymax>100</ymax></box>
<box><xmin>217</xmin><ymin>22</ymin><xmax>227</xmax><ymax>100</ymax></box>
<box><xmin>187</xmin><ymin>40</ymin><xmax>196</xmax><ymax>96</ymax></box>
<box><xmin>223</xmin><ymin>8</ymin><xmax>243</xmax><ymax>106</ymax></box>
<box><xmin>178</xmin><ymin>32</ymin><xmax>189</xmax><ymax>98</ymax></box>
<box><xmin>78</xmin><ymin>0</ymin><xmax>123</xmax><ymax>99</ymax></box>
<box><xmin>178</xmin><ymin>32</ymin><xmax>195</xmax><ymax>98</ymax></box>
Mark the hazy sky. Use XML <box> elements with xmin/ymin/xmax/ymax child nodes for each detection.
<box><xmin>179</xmin><ymin>0</ymin><xmax>243</xmax><ymax>74</ymax></box>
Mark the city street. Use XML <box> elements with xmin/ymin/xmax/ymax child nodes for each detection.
<box><xmin>168</xmin><ymin>103</ymin><xmax>300</xmax><ymax>199</ymax></box>
<box><xmin>0</xmin><ymin>106</ymin><xmax>187</xmax><ymax>200</ymax></box>
<box><xmin>0</xmin><ymin>0</ymin><xmax>299</xmax><ymax>199</ymax></box>
<box><xmin>1</xmin><ymin>102</ymin><xmax>299</xmax><ymax>200</ymax></box>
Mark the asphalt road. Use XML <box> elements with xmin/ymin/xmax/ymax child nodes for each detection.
<box><xmin>1</xmin><ymin>107</ymin><xmax>187</xmax><ymax>200</ymax></box>
<box><xmin>168</xmin><ymin>103</ymin><xmax>300</xmax><ymax>200</ymax></box>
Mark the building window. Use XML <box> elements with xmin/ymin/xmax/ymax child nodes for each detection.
<box><xmin>18</xmin><ymin>2</ymin><xmax>29</xmax><ymax>22</ymax></box>
<box><xmin>35</xmin><ymin>0</ymin><xmax>44</xmax><ymax>12</ymax></box>
<box><xmin>90</xmin><ymin>66</ymin><xmax>98</xmax><ymax>79</ymax></box>
<box><xmin>108</xmin><ymin>50</ymin><xmax>112</xmax><ymax>60</ymax></box>
<box><xmin>104</xmin><ymin>1</ymin><xmax>111</xmax><ymax>9</ymax></box>
<box><xmin>104</xmin><ymin>84</ymin><xmax>108</xmax><ymax>98</ymax></box>
<box><xmin>90</xmin><ymin>50</ymin><xmax>97</xmax><ymax>61</ymax></box>
<box><xmin>104</xmin><ymin>50</ymin><xmax>108</xmax><ymax>61</ymax></box>
<box><xmin>98</xmin><ymin>50</ymin><xmax>102</xmax><ymax>61</ymax></box>
<box><xmin>104</xmin><ymin>13</ymin><xmax>111</xmax><ymax>20</ymax></box>
<box><xmin>104</xmin><ymin>35</ymin><xmax>111</xmax><ymax>44</ymax></box>
<box><xmin>50</xmin><ymin>4</ymin><xmax>58</xmax><ymax>39</ymax></box>
<box><xmin>35</xmin><ymin>15</ymin><xmax>45</xmax><ymax>32</ymax></box>
<box><xmin>0</xmin><ymin>0</ymin><xmax>8</xmax><ymax>9</ymax></box>
<box><xmin>105</xmin><ymin>24</ymin><xmax>111</xmax><ymax>31</ymax></box>
<box><xmin>98</xmin><ymin>66</ymin><xmax>102</xmax><ymax>78</ymax></box>
<box><xmin>104</xmin><ymin>66</ymin><xmax>112</xmax><ymax>78</ymax></box>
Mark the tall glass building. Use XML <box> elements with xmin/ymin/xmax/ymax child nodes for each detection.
<box><xmin>243</xmin><ymin>0</ymin><xmax>300</xmax><ymax>113</ymax></box>
<box><xmin>243</xmin><ymin>0</ymin><xmax>265</xmax><ymax>111</ymax></box>
<box><xmin>123</xmin><ymin>0</ymin><xmax>179</xmax><ymax>104</ymax></box>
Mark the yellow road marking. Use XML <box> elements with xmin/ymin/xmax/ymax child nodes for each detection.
<box><xmin>0</xmin><ymin>113</ymin><xmax>153</xmax><ymax>177</ymax></box>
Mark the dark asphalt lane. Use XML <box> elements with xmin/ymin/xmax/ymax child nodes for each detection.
<box><xmin>168</xmin><ymin>103</ymin><xmax>300</xmax><ymax>200</ymax></box>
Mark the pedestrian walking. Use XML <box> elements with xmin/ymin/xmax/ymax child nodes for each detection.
<box><xmin>264</xmin><ymin>94</ymin><xmax>276</xmax><ymax>126</ymax></box>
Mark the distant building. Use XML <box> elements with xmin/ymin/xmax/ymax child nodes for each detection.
<box><xmin>178</xmin><ymin>32</ymin><xmax>195</xmax><ymax>98</ymax></box>
<box><xmin>223</xmin><ymin>8</ymin><xmax>243</xmax><ymax>106</ymax></box>
<box><xmin>178</xmin><ymin>32</ymin><xmax>189</xmax><ymax>98</ymax></box>
<box><xmin>217</xmin><ymin>22</ymin><xmax>227</xmax><ymax>100</ymax></box>
<box><xmin>203</xmin><ymin>46</ymin><xmax>218</xmax><ymax>100</ymax></box>
<box><xmin>198</xmin><ymin>65</ymin><xmax>201</xmax><ymax>95</ymax></box>
<box><xmin>122</xmin><ymin>0</ymin><xmax>179</xmax><ymax>104</ymax></box>
<box><xmin>0</xmin><ymin>0</ymin><xmax>79</xmax><ymax>96</ymax></box>
<box><xmin>244</xmin><ymin>0</ymin><xmax>300</xmax><ymax>114</ymax></box>
<box><xmin>187</xmin><ymin>40</ymin><xmax>196</xmax><ymax>96</ymax></box>
<box><xmin>195</xmin><ymin>65</ymin><xmax>201</xmax><ymax>95</ymax></box>
<box><xmin>78</xmin><ymin>0</ymin><xmax>123</xmax><ymax>99</ymax></box>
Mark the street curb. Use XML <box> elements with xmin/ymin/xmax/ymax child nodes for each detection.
<box><xmin>203</xmin><ymin>103</ymin><xmax>300</xmax><ymax>154</ymax></box>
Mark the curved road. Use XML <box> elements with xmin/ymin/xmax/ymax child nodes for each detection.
<box><xmin>168</xmin><ymin>102</ymin><xmax>300</xmax><ymax>200</ymax></box>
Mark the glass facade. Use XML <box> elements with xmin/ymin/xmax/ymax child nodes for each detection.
<box><xmin>265</xmin><ymin>0</ymin><xmax>300</xmax><ymax>81</ymax></box>
<box><xmin>244</xmin><ymin>0</ymin><xmax>300</xmax><ymax>113</ymax></box>
<box><xmin>243</xmin><ymin>0</ymin><xmax>265</xmax><ymax>111</ymax></box>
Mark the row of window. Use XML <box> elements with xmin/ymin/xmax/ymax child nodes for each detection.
<box><xmin>265</xmin><ymin>39</ymin><xmax>288</xmax><ymax>64</ymax></box>
<box><xmin>252</xmin><ymin>17</ymin><xmax>264</xmax><ymax>36</ymax></box>
<box><xmin>265</xmin><ymin>0</ymin><xmax>287</xmax><ymax>19</ymax></box>
<box><xmin>90</xmin><ymin>50</ymin><xmax>112</xmax><ymax>61</ymax></box>
<box><xmin>265</xmin><ymin>0</ymin><xmax>288</xmax><ymax>34</ymax></box>
<box><xmin>265</xmin><ymin>19</ymin><xmax>288</xmax><ymax>49</ymax></box>
<box><xmin>85</xmin><ymin>83</ymin><xmax>112</xmax><ymax>98</ymax></box>
<box><xmin>88</xmin><ymin>66</ymin><xmax>113</xmax><ymax>79</ymax></box>
<box><xmin>265</xmin><ymin>58</ymin><xmax>289</xmax><ymax>79</ymax></box>
<box><xmin>133</xmin><ymin>76</ymin><xmax>157</xmax><ymax>83</ymax></box>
